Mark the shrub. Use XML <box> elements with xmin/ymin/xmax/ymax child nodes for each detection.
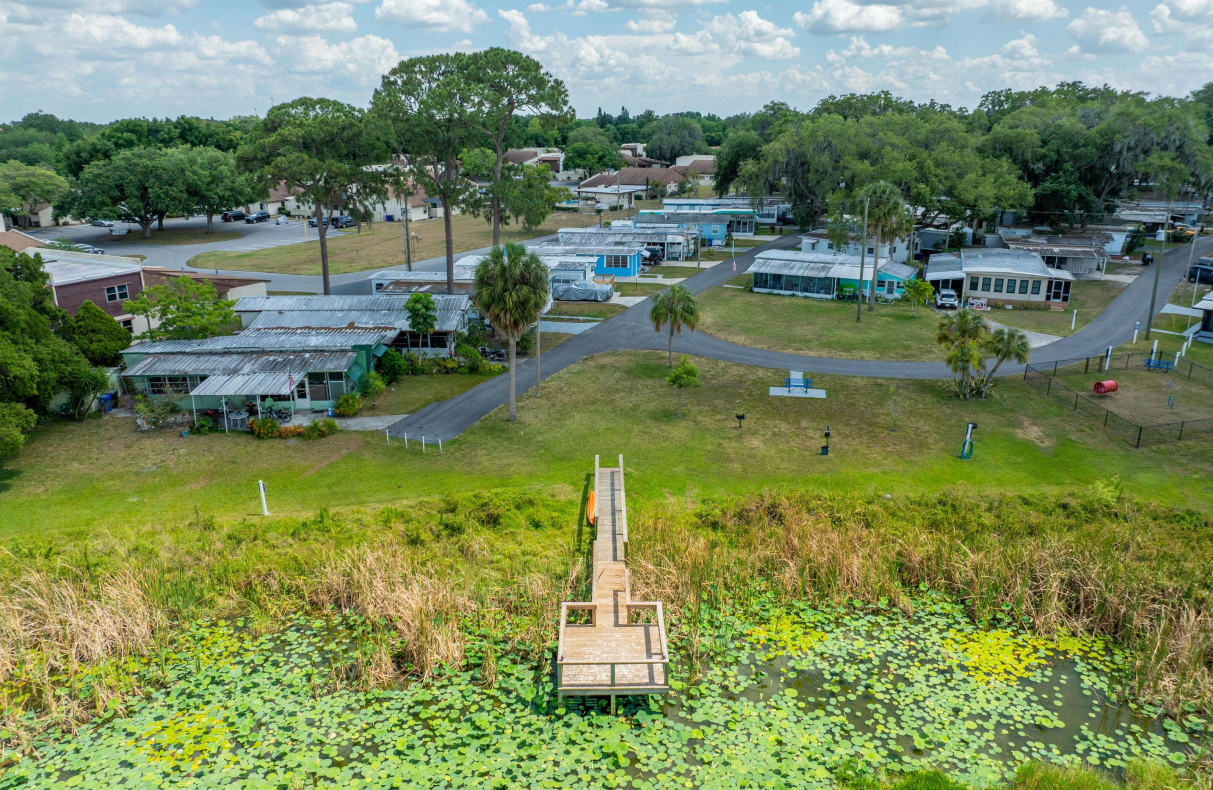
<box><xmin>360</xmin><ymin>371</ymin><xmax>386</xmax><ymax>408</ymax></box>
<box><xmin>248</xmin><ymin>417</ymin><xmax>280</xmax><ymax>439</ymax></box>
<box><xmin>376</xmin><ymin>349</ymin><xmax>407</xmax><ymax>385</ymax></box>
<box><xmin>276</xmin><ymin>424</ymin><xmax>304</xmax><ymax>439</ymax></box>
<box><xmin>302</xmin><ymin>417</ymin><xmax>340</xmax><ymax>440</ymax></box>
<box><xmin>195</xmin><ymin>416</ymin><xmax>213</xmax><ymax>436</ymax></box>
<box><xmin>402</xmin><ymin>351</ymin><xmax>425</xmax><ymax>376</ymax></box>
<box><xmin>435</xmin><ymin>357</ymin><xmax>460</xmax><ymax>374</ymax></box>
<box><xmin>457</xmin><ymin>343</ymin><xmax>486</xmax><ymax>374</ymax></box>
<box><xmin>333</xmin><ymin>393</ymin><xmax>362</xmax><ymax>418</ymax></box>
<box><xmin>134</xmin><ymin>395</ymin><xmax>182</xmax><ymax>430</ymax></box>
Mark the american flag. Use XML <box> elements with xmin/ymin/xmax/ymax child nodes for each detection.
<box><xmin>732</xmin><ymin>260</ymin><xmax>736</xmax><ymax>272</ymax></box>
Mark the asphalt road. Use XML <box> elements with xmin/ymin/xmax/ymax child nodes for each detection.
<box><xmin>388</xmin><ymin>233</ymin><xmax>1213</xmax><ymax>442</ymax></box>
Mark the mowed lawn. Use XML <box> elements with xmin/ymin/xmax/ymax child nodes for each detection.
<box><xmin>4</xmin><ymin>351</ymin><xmax>1213</xmax><ymax>540</ymax></box>
<box><xmin>102</xmin><ymin>227</ymin><xmax>244</xmax><ymax>245</ymax></box>
<box><xmin>990</xmin><ymin>280</ymin><xmax>1127</xmax><ymax>337</ymax></box>
<box><xmin>186</xmin><ymin>209</ymin><xmax>630</xmax><ymax>276</ymax></box>
<box><xmin>696</xmin><ymin>280</ymin><xmax>945</xmax><ymax>361</ymax></box>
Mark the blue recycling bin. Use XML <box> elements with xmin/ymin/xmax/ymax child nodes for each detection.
<box><xmin>385</xmin><ymin>214</ymin><xmax>394</xmax><ymax>222</ymax></box>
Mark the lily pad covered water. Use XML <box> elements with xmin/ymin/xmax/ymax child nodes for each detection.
<box><xmin>1</xmin><ymin>597</ymin><xmax>1204</xmax><ymax>789</ymax></box>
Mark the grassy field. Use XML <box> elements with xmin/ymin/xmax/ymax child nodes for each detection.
<box><xmin>366</xmin><ymin>370</ymin><xmax>502</xmax><ymax>414</ymax></box>
<box><xmin>6</xmin><ymin>351</ymin><xmax>1213</xmax><ymax>541</ymax></box>
<box><xmin>101</xmin><ymin>227</ymin><xmax>244</xmax><ymax>245</ymax></box>
<box><xmin>187</xmin><ymin>209</ymin><xmax>637</xmax><ymax>276</ymax></box>
<box><xmin>987</xmin><ymin>280</ymin><xmax>1126</xmax><ymax>337</ymax></box>
<box><xmin>697</xmin><ymin>282</ymin><xmax>945</xmax><ymax>360</ymax></box>
<box><xmin>615</xmin><ymin>282</ymin><xmax>666</xmax><ymax>296</ymax></box>
<box><xmin>642</xmin><ymin>263</ymin><xmax>720</xmax><ymax>278</ymax></box>
<box><xmin>546</xmin><ymin>301</ymin><xmax>626</xmax><ymax>319</ymax></box>
<box><xmin>1053</xmin><ymin>368</ymin><xmax>1213</xmax><ymax>423</ymax></box>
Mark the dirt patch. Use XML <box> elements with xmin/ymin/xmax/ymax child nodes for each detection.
<box><xmin>1016</xmin><ymin>417</ymin><xmax>1052</xmax><ymax>448</ymax></box>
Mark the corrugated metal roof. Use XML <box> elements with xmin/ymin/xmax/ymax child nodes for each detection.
<box><xmin>1195</xmin><ymin>297</ymin><xmax>1213</xmax><ymax>311</ymax></box>
<box><xmin>1005</xmin><ymin>238</ymin><xmax>1108</xmax><ymax>258</ymax></box>
<box><xmin>380</xmin><ymin>282</ymin><xmax>478</xmax><ymax>295</ymax></box>
<box><xmin>234</xmin><ymin>294</ymin><xmax>468</xmax><ymax>313</ymax></box>
<box><xmin>248</xmin><ymin>308</ymin><xmax>465</xmax><ymax>333</ymax></box>
<box><xmin>371</xmin><ymin>266</ymin><xmax>478</xmax><ymax>282</ymax></box>
<box><xmin>190</xmin><ymin>372</ymin><xmax>294</xmax><ymax>397</ymax></box>
<box><xmin>557</xmin><ymin>228</ymin><xmax>685</xmax><ymax>244</ymax></box>
<box><xmin>752</xmin><ymin>250</ymin><xmax>899</xmax><ymax>281</ymax></box>
<box><xmin>123</xmin><ymin>351</ymin><xmax>356</xmax><ymax>377</ymax></box>
<box><xmin>125</xmin><ymin>328</ymin><xmax>393</xmax><ymax>354</ymax></box>
<box><xmin>925</xmin><ymin>249</ymin><xmax>1073</xmax><ymax>280</ymax></box>
<box><xmin>529</xmin><ymin>243</ymin><xmax>644</xmax><ymax>256</ymax></box>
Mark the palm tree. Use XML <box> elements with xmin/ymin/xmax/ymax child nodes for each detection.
<box><xmin>649</xmin><ymin>284</ymin><xmax>700</xmax><ymax>367</ymax></box>
<box><xmin>935</xmin><ymin>309</ymin><xmax>988</xmax><ymax>398</ymax></box>
<box><xmin>980</xmin><ymin>326</ymin><xmax>1030</xmax><ymax>397</ymax></box>
<box><xmin>859</xmin><ymin>181</ymin><xmax>911</xmax><ymax>311</ymax></box>
<box><xmin>473</xmin><ymin>242</ymin><xmax>550</xmax><ymax>421</ymax></box>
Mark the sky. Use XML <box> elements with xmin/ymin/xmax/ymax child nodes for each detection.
<box><xmin>0</xmin><ymin>0</ymin><xmax>1208</xmax><ymax>124</ymax></box>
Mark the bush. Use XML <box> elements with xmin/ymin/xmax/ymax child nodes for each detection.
<box><xmin>333</xmin><ymin>393</ymin><xmax>362</xmax><ymax>417</ymax></box>
<box><xmin>435</xmin><ymin>357</ymin><xmax>459</xmax><ymax>374</ymax></box>
<box><xmin>402</xmin><ymin>351</ymin><xmax>425</xmax><ymax>376</ymax></box>
<box><xmin>195</xmin><ymin>416</ymin><xmax>213</xmax><ymax>436</ymax></box>
<box><xmin>516</xmin><ymin>327</ymin><xmax>535</xmax><ymax>356</ymax></box>
<box><xmin>302</xmin><ymin>417</ymin><xmax>340</xmax><ymax>440</ymax></box>
<box><xmin>248</xmin><ymin>417</ymin><xmax>280</xmax><ymax>439</ymax></box>
<box><xmin>376</xmin><ymin>349</ymin><xmax>407</xmax><ymax>385</ymax></box>
<box><xmin>457</xmin><ymin>343</ymin><xmax>485</xmax><ymax>374</ymax></box>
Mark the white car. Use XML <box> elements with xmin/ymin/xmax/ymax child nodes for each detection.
<box><xmin>90</xmin><ymin>219</ymin><xmax>115</xmax><ymax>227</ymax></box>
<box><xmin>935</xmin><ymin>288</ymin><xmax>959</xmax><ymax>309</ymax></box>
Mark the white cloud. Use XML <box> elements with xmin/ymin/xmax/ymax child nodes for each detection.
<box><xmin>255</xmin><ymin>3</ymin><xmax>358</xmax><ymax>33</ymax></box>
<box><xmin>1151</xmin><ymin>0</ymin><xmax>1213</xmax><ymax>41</ymax></box>
<box><xmin>59</xmin><ymin>13</ymin><xmax>184</xmax><ymax>50</ymax></box>
<box><xmin>625</xmin><ymin>8</ymin><xmax>676</xmax><ymax>31</ymax></box>
<box><xmin>12</xmin><ymin>0</ymin><xmax>201</xmax><ymax>16</ymax></box>
<box><xmin>526</xmin><ymin>2</ymin><xmax>550</xmax><ymax>8</ymax></box>
<box><xmin>609</xmin><ymin>0</ymin><xmax>720</xmax><ymax>8</ymax></box>
<box><xmin>272</xmin><ymin>33</ymin><xmax>400</xmax><ymax>78</ymax></box>
<box><xmin>498</xmin><ymin>8</ymin><xmax>670</xmax><ymax>84</ymax></box>
<box><xmin>990</xmin><ymin>0</ymin><xmax>1068</xmax><ymax>20</ymax></box>
<box><xmin>375</xmin><ymin>0</ymin><xmax>488</xmax><ymax>32</ymax></box>
<box><xmin>1066</xmin><ymin>7</ymin><xmax>1149</xmax><ymax>53</ymax></box>
<box><xmin>566</xmin><ymin>0</ymin><xmax>612</xmax><ymax>14</ymax></box>
<box><xmin>192</xmin><ymin>35</ymin><xmax>274</xmax><ymax>64</ymax></box>
<box><xmin>795</xmin><ymin>0</ymin><xmax>903</xmax><ymax>34</ymax></box>
<box><xmin>672</xmin><ymin>11</ymin><xmax>798</xmax><ymax>59</ymax></box>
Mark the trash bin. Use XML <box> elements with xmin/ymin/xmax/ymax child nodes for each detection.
<box><xmin>1093</xmin><ymin>380</ymin><xmax>1118</xmax><ymax>395</ymax></box>
<box><xmin>385</xmin><ymin>214</ymin><xmax>394</xmax><ymax>222</ymax></box>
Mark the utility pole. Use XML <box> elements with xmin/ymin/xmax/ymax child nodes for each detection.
<box><xmin>856</xmin><ymin>198</ymin><xmax>869</xmax><ymax>323</ymax></box>
<box><xmin>403</xmin><ymin>189</ymin><xmax>413</xmax><ymax>271</ymax></box>
<box><xmin>1145</xmin><ymin>199</ymin><xmax>1170</xmax><ymax>341</ymax></box>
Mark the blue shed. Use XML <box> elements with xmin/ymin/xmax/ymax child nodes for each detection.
<box><xmin>530</xmin><ymin>243</ymin><xmax>646</xmax><ymax>277</ymax></box>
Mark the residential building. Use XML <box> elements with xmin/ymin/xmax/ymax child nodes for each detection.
<box><xmin>40</xmin><ymin>249</ymin><xmax>150</xmax><ymax>333</ymax></box>
<box><xmin>924</xmin><ymin>248</ymin><xmax>1075</xmax><ymax>306</ymax></box>
<box><xmin>620</xmin><ymin>143</ymin><xmax>647</xmax><ymax>158</ymax></box>
<box><xmin>4</xmin><ymin>200</ymin><xmax>55</xmax><ymax>228</ymax></box>
<box><xmin>663</xmin><ymin>196</ymin><xmax>790</xmax><ymax>227</ymax></box>
<box><xmin>749</xmin><ymin>250</ymin><xmax>918</xmax><ymax>300</ymax></box>
<box><xmin>621</xmin><ymin>154</ymin><xmax>665</xmax><ymax>168</ymax></box>
<box><xmin>579</xmin><ymin>167</ymin><xmax>689</xmax><ymax>196</ymax></box>
<box><xmin>142</xmin><ymin>268</ymin><xmax>269</xmax><ymax>301</ymax></box>
<box><xmin>999</xmin><ymin>233</ymin><xmax>1109</xmax><ymax>274</ymax></box>
<box><xmin>800</xmin><ymin>232</ymin><xmax>914</xmax><ymax>264</ymax></box>
<box><xmin>672</xmin><ymin>155</ymin><xmax>716</xmax><ymax>187</ymax></box>
<box><xmin>528</xmin><ymin>243</ymin><xmax>646</xmax><ymax>278</ymax></box>
<box><xmin>1195</xmin><ymin>294</ymin><xmax>1212</xmax><ymax>345</ymax></box>
<box><xmin>574</xmin><ymin>184</ymin><xmax>648</xmax><ymax>209</ymax></box>
<box><xmin>557</xmin><ymin>226</ymin><xmax>689</xmax><ymax>261</ymax></box>
<box><xmin>0</xmin><ymin>215</ymin><xmax>46</xmax><ymax>252</ymax></box>
<box><xmin>506</xmin><ymin>148</ymin><xmax>564</xmax><ymax>173</ymax></box>
<box><xmin>629</xmin><ymin>208</ymin><xmax>756</xmax><ymax>245</ymax></box>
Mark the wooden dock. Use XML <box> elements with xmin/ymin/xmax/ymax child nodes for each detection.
<box><xmin>557</xmin><ymin>455</ymin><xmax>670</xmax><ymax>704</ymax></box>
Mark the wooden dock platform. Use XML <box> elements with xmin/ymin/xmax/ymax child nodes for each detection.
<box><xmin>557</xmin><ymin>456</ymin><xmax>670</xmax><ymax>702</ymax></box>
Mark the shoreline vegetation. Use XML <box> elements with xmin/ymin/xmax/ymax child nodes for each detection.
<box><xmin>2</xmin><ymin>488</ymin><xmax>1210</xmax><ymax>785</ymax></box>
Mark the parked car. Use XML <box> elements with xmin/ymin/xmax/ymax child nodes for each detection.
<box><xmin>71</xmin><ymin>243</ymin><xmax>105</xmax><ymax>255</ymax></box>
<box><xmin>245</xmin><ymin>211</ymin><xmax>271</xmax><ymax>224</ymax></box>
<box><xmin>1189</xmin><ymin>264</ymin><xmax>1213</xmax><ymax>285</ymax></box>
<box><xmin>330</xmin><ymin>215</ymin><xmax>355</xmax><ymax>228</ymax></box>
<box><xmin>222</xmin><ymin>211</ymin><xmax>246</xmax><ymax>222</ymax></box>
<box><xmin>307</xmin><ymin>216</ymin><xmax>325</xmax><ymax>228</ymax></box>
<box><xmin>90</xmin><ymin>219</ymin><xmax>114</xmax><ymax>227</ymax></box>
<box><xmin>643</xmin><ymin>246</ymin><xmax>664</xmax><ymax>262</ymax></box>
<box><xmin>935</xmin><ymin>288</ymin><xmax>959</xmax><ymax>309</ymax></box>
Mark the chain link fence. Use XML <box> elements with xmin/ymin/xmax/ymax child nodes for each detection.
<box><xmin>1022</xmin><ymin>353</ymin><xmax>1213</xmax><ymax>447</ymax></box>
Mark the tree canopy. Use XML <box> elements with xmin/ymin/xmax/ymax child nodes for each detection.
<box><xmin>127</xmin><ymin>276</ymin><xmax>235</xmax><ymax>341</ymax></box>
<box><xmin>69</xmin><ymin>147</ymin><xmax>191</xmax><ymax>237</ymax></box>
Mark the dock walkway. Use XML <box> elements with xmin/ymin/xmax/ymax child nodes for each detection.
<box><xmin>557</xmin><ymin>456</ymin><xmax>670</xmax><ymax>703</ymax></box>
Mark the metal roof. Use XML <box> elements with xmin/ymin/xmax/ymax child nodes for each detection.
<box><xmin>1005</xmin><ymin>238</ymin><xmax>1108</xmax><ymax>258</ymax></box>
<box><xmin>557</xmin><ymin>228</ymin><xmax>685</xmax><ymax>245</ymax></box>
<box><xmin>190</xmin><ymin>372</ymin><xmax>294</xmax><ymax>397</ymax></box>
<box><xmin>43</xmin><ymin>257</ymin><xmax>143</xmax><ymax>285</ymax></box>
<box><xmin>248</xmin><ymin>308</ymin><xmax>466</xmax><ymax>333</ymax></box>
<box><xmin>529</xmin><ymin>243</ymin><xmax>644</xmax><ymax>256</ymax></box>
<box><xmin>380</xmin><ymin>281</ymin><xmax>478</xmax><ymax>295</ymax></box>
<box><xmin>1196</xmin><ymin>297</ymin><xmax>1213</xmax><ymax>312</ymax></box>
<box><xmin>233</xmin><ymin>294</ymin><xmax>468</xmax><ymax>313</ymax></box>
<box><xmin>925</xmin><ymin>249</ymin><xmax>1074</xmax><ymax>281</ymax></box>
<box><xmin>123</xmin><ymin>351</ymin><xmax>356</xmax><ymax>377</ymax></box>
<box><xmin>752</xmin><ymin>250</ymin><xmax>900</xmax><ymax>281</ymax></box>
<box><xmin>371</xmin><ymin>266</ymin><xmax>479</xmax><ymax>282</ymax></box>
<box><xmin>553</xmin><ymin>260</ymin><xmax>596</xmax><ymax>272</ymax></box>
<box><xmin>125</xmin><ymin>328</ymin><xmax>394</xmax><ymax>354</ymax></box>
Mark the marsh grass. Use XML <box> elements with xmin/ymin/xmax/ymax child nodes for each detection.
<box><xmin>2</xmin><ymin>486</ymin><xmax>1211</xmax><ymax>765</ymax></box>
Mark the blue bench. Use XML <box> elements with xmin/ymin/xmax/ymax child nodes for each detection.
<box><xmin>784</xmin><ymin>377</ymin><xmax>814</xmax><ymax>391</ymax></box>
<box><xmin>1143</xmin><ymin>358</ymin><xmax>1174</xmax><ymax>372</ymax></box>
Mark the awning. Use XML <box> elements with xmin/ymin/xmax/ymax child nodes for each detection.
<box><xmin>190</xmin><ymin>372</ymin><xmax>297</xmax><ymax>397</ymax></box>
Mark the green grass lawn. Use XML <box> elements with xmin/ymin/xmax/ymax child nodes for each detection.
<box><xmin>615</xmin><ymin>282</ymin><xmax>665</xmax><ymax>297</ymax></box>
<box><xmin>546</xmin><ymin>301</ymin><xmax>626</xmax><ymax>319</ymax></box>
<box><xmin>987</xmin><ymin>281</ymin><xmax>1126</xmax><ymax>337</ymax></box>
<box><xmin>365</xmin><ymin>371</ymin><xmax>502</xmax><ymax>414</ymax></box>
<box><xmin>643</xmin><ymin>264</ymin><xmax>720</xmax><ymax>278</ymax></box>
<box><xmin>6</xmin><ymin>351</ymin><xmax>1212</xmax><ymax>540</ymax></box>
<box><xmin>101</xmin><ymin>228</ymin><xmax>244</xmax><ymax>245</ymax></box>
<box><xmin>696</xmin><ymin>284</ymin><xmax>945</xmax><ymax>361</ymax></box>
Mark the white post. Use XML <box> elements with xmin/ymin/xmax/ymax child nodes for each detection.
<box><xmin>1071</xmin><ymin>310</ymin><xmax>1077</xmax><ymax>330</ymax></box>
<box><xmin>258</xmin><ymin>480</ymin><xmax>269</xmax><ymax>516</ymax></box>
<box><xmin>1105</xmin><ymin>346</ymin><xmax>1112</xmax><ymax>370</ymax></box>
<box><xmin>405</xmin><ymin>433</ymin><xmax>408</xmax><ymax>449</ymax></box>
<box><xmin>385</xmin><ymin>429</ymin><xmax>390</xmax><ymax>444</ymax></box>
<box><xmin>422</xmin><ymin>436</ymin><xmax>426</xmax><ymax>453</ymax></box>
<box><xmin>1151</xmin><ymin>339</ymin><xmax>1158</xmax><ymax>360</ymax></box>
<box><xmin>439</xmin><ymin>439</ymin><xmax>442</xmax><ymax>455</ymax></box>
<box><xmin>1132</xmin><ymin>323</ymin><xmax>1139</xmax><ymax>344</ymax></box>
<box><xmin>1175</xmin><ymin>351</ymin><xmax>1181</xmax><ymax>365</ymax></box>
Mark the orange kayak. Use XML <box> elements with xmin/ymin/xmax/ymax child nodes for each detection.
<box><xmin>586</xmin><ymin>490</ymin><xmax>596</xmax><ymax>524</ymax></box>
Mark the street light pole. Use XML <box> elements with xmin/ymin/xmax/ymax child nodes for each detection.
<box><xmin>857</xmin><ymin>198</ymin><xmax>870</xmax><ymax>323</ymax></box>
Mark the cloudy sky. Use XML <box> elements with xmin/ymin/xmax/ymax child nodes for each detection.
<box><xmin>0</xmin><ymin>0</ymin><xmax>1207</xmax><ymax>123</ymax></box>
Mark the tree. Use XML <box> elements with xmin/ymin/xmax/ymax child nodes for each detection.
<box><xmin>0</xmin><ymin>160</ymin><xmax>69</xmax><ymax>221</ymax></box>
<box><xmin>649</xmin><ymin>284</ymin><xmax>700</xmax><ymax>367</ymax></box>
<box><xmin>181</xmin><ymin>146</ymin><xmax>261</xmax><ymax>235</ymax></box>
<box><xmin>70</xmin><ymin>300</ymin><xmax>130</xmax><ymax>366</ymax></box>
<box><xmin>564</xmin><ymin>143</ymin><xmax>622</xmax><ymax>178</ymax></box>
<box><xmin>405</xmin><ymin>292</ymin><xmax>438</xmax><ymax>352</ymax></box>
<box><xmin>127</xmin><ymin>276</ymin><xmax>235</xmax><ymax>341</ymax></box>
<box><xmin>359</xmin><ymin>371</ymin><xmax>386</xmax><ymax>409</ymax></box>
<box><xmin>0</xmin><ymin>402</ymin><xmax>37</xmax><ymax>464</ymax></box>
<box><xmin>66</xmin><ymin>365</ymin><xmax>109</xmax><ymax>420</ymax></box>
<box><xmin>901</xmin><ymin>278</ymin><xmax>934</xmax><ymax>317</ymax></box>
<box><xmin>374</xmin><ymin>55</ymin><xmax>482</xmax><ymax>297</ymax></box>
<box><xmin>500</xmin><ymin>164</ymin><xmax>569</xmax><ymax>230</ymax></box>
<box><xmin>467</xmin><ymin>48</ymin><xmax>569</xmax><ymax>245</ymax></box>
<box><xmin>979</xmin><ymin>326</ymin><xmax>1030</xmax><ymax>397</ymax></box>
<box><xmin>71</xmin><ymin>147</ymin><xmax>190</xmax><ymax>237</ymax></box>
<box><xmin>935</xmin><ymin>309</ymin><xmax>988</xmax><ymax>399</ymax></box>
<box><xmin>667</xmin><ymin>355</ymin><xmax>700</xmax><ymax>416</ymax></box>
<box><xmin>646</xmin><ymin>116</ymin><xmax>704</xmax><ymax>164</ymax></box>
<box><xmin>472</xmin><ymin>242</ymin><xmax>549</xmax><ymax>422</ymax></box>
<box><xmin>714</xmin><ymin>131</ymin><xmax>763</xmax><ymax>195</ymax></box>
<box><xmin>859</xmin><ymin>181</ymin><xmax>913</xmax><ymax>311</ymax></box>
<box><xmin>566</xmin><ymin>125</ymin><xmax>614</xmax><ymax>148</ymax></box>
<box><xmin>240</xmin><ymin>98</ymin><xmax>384</xmax><ymax>294</ymax></box>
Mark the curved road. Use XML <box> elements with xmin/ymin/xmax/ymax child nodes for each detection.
<box><xmin>388</xmin><ymin>233</ymin><xmax>1212</xmax><ymax>441</ymax></box>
